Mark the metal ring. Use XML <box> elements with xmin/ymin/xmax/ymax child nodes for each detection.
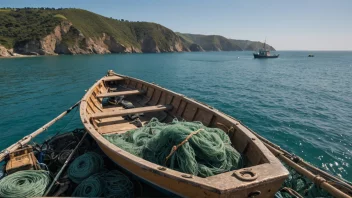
<box><xmin>233</xmin><ymin>168</ymin><xmax>258</xmax><ymax>181</ymax></box>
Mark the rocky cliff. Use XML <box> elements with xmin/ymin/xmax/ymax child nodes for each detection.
<box><xmin>177</xmin><ymin>33</ymin><xmax>275</xmax><ymax>52</ymax></box>
<box><xmin>0</xmin><ymin>8</ymin><xmax>275</xmax><ymax>57</ymax></box>
<box><xmin>0</xmin><ymin>45</ymin><xmax>12</xmax><ymax>57</ymax></box>
<box><xmin>0</xmin><ymin>8</ymin><xmax>188</xmax><ymax>57</ymax></box>
<box><xmin>189</xmin><ymin>43</ymin><xmax>205</xmax><ymax>52</ymax></box>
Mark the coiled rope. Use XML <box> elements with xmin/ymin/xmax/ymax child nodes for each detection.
<box><xmin>73</xmin><ymin>170</ymin><xmax>133</xmax><ymax>197</ymax></box>
<box><xmin>67</xmin><ymin>152</ymin><xmax>104</xmax><ymax>183</ymax></box>
<box><xmin>72</xmin><ymin>173</ymin><xmax>104</xmax><ymax>197</ymax></box>
<box><xmin>104</xmin><ymin>170</ymin><xmax>134</xmax><ymax>197</ymax></box>
<box><xmin>0</xmin><ymin>170</ymin><xmax>50</xmax><ymax>197</ymax></box>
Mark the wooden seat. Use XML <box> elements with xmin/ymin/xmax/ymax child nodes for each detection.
<box><xmin>103</xmin><ymin>76</ymin><xmax>124</xmax><ymax>81</ymax></box>
<box><xmin>91</xmin><ymin>105</ymin><xmax>173</xmax><ymax>119</ymax></box>
<box><xmin>97</xmin><ymin>90</ymin><xmax>144</xmax><ymax>98</ymax></box>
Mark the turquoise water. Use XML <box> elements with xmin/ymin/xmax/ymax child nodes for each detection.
<box><xmin>0</xmin><ymin>51</ymin><xmax>351</xmax><ymax>181</ymax></box>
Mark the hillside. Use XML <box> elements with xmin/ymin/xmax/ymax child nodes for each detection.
<box><xmin>0</xmin><ymin>8</ymin><xmax>188</xmax><ymax>56</ymax></box>
<box><xmin>230</xmin><ymin>39</ymin><xmax>275</xmax><ymax>51</ymax></box>
<box><xmin>178</xmin><ymin>33</ymin><xmax>242</xmax><ymax>51</ymax></box>
<box><xmin>177</xmin><ymin>33</ymin><xmax>275</xmax><ymax>51</ymax></box>
<box><xmin>0</xmin><ymin>8</ymin><xmax>275</xmax><ymax>57</ymax></box>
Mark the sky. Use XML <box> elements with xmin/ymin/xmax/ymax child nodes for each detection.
<box><xmin>1</xmin><ymin>0</ymin><xmax>352</xmax><ymax>50</ymax></box>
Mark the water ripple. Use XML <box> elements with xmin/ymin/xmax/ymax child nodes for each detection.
<box><xmin>0</xmin><ymin>51</ymin><xmax>351</xmax><ymax>181</ymax></box>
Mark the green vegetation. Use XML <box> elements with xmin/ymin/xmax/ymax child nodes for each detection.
<box><xmin>53</xmin><ymin>14</ymin><xmax>67</xmax><ymax>20</ymax></box>
<box><xmin>0</xmin><ymin>8</ymin><xmax>183</xmax><ymax>51</ymax></box>
<box><xmin>177</xmin><ymin>33</ymin><xmax>242</xmax><ymax>51</ymax></box>
<box><xmin>55</xmin><ymin>9</ymin><xmax>181</xmax><ymax>50</ymax></box>
<box><xmin>177</xmin><ymin>33</ymin><xmax>194</xmax><ymax>47</ymax></box>
<box><xmin>230</xmin><ymin>39</ymin><xmax>275</xmax><ymax>51</ymax></box>
<box><xmin>0</xmin><ymin>9</ymin><xmax>62</xmax><ymax>48</ymax></box>
<box><xmin>129</xmin><ymin>22</ymin><xmax>178</xmax><ymax>50</ymax></box>
<box><xmin>177</xmin><ymin>33</ymin><xmax>275</xmax><ymax>51</ymax></box>
<box><xmin>0</xmin><ymin>8</ymin><xmax>274</xmax><ymax>53</ymax></box>
<box><xmin>0</xmin><ymin>9</ymin><xmax>11</xmax><ymax>12</ymax></box>
<box><xmin>56</xmin><ymin>9</ymin><xmax>138</xmax><ymax>47</ymax></box>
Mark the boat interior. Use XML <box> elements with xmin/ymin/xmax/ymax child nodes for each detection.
<box><xmin>84</xmin><ymin>73</ymin><xmax>275</xmax><ymax>168</ymax></box>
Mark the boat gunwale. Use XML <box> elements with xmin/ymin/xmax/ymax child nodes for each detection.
<box><xmin>80</xmin><ymin>72</ymin><xmax>289</xmax><ymax>193</ymax></box>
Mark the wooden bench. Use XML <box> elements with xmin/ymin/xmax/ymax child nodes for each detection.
<box><xmin>91</xmin><ymin>105</ymin><xmax>173</xmax><ymax>119</ymax></box>
<box><xmin>97</xmin><ymin>90</ymin><xmax>144</xmax><ymax>98</ymax></box>
<box><xmin>103</xmin><ymin>76</ymin><xmax>124</xmax><ymax>82</ymax></box>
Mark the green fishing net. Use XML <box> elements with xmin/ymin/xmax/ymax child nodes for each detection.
<box><xmin>275</xmin><ymin>164</ymin><xmax>333</xmax><ymax>198</ymax></box>
<box><xmin>104</xmin><ymin>118</ymin><xmax>243</xmax><ymax>177</ymax></box>
<box><xmin>72</xmin><ymin>170</ymin><xmax>133</xmax><ymax>197</ymax></box>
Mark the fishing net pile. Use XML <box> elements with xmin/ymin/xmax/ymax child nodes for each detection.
<box><xmin>275</xmin><ymin>164</ymin><xmax>332</xmax><ymax>198</ymax></box>
<box><xmin>72</xmin><ymin>170</ymin><xmax>133</xmax><ymax>197</ymax></box>
<box><xmin>67</xmin><ymin>152</ymin><xmax>134</xmax><ymax>197</ymax></box>
<box><xmin>104</xmin><ymin>118</ymin><xmax>243</xmax><ymax>177</ymax></box>
<box><xmin>0</xmin><ymin>170</ymin><xmax>51</xmax><ymax>197</ymax></box>
<box><xmin>68</xmin><ymin>152</ymin><xmax>104</xmax><ymax>183</ymax></box>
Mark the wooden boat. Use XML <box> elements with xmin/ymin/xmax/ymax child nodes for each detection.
<box><xmin>253</xmin><ymin>40</ymin><xmax>279</xmax><ymax>59</ymax></box>
<box><xmin>80</xmin><ymin>70</ymin><xmax>288</xmax><ymax>197</ymax></box>
<box><xmin>0</xmin><ymin>71</ymin><xmax>350</xmax><ymax>197</ymax></box>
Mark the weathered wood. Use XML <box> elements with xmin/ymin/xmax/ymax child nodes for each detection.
<box><xmin>91</xmin><ymin>104</ymin><xmax>172</xmax><ymax>119</ymax></box>
<box><xmin>79</xmin><ymin>71</ymin><xmax>351</xmax><ymax>198</ymax></box>
<box><xmin>97</xmin><ymin>90</ymin><xmax>144</xmax><ymax>98</ymax></box>
<box><xmin>80</xmin><ymin>72</ymin><xmax>290</xmax><ymax>198</ymax></box>
<box><xmin>103</xmin><ymin>76</ymin><xmax>124</xmax><ymax>81</ymax></box>
<box><xmin>264</xmin><ymin>143</ymin><xmax>351</xmax><ymax>198</ymax></box>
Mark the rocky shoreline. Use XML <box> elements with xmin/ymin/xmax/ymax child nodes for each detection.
<box><xmin>0</xmin><ymin>9</ymin><xmax>275</xmax><ymax>58</ymax></box>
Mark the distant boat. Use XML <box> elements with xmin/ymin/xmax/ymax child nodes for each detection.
<box><xmin>308</xmin><ymin>54</ymin><xmax>314</xmax><ymax>57</ymax></box>
<box><xmin>253</xmin><ymin>40</ymin><xmax>279</xmax><ymax>58</ymax></box>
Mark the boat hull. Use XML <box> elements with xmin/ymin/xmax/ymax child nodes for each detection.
<box><xmin>96</xmin><ymin>138</ymin><xmax>285</xmax><ymax>198</ymax></box>
<box><xmin>253</xmin><ymin>54</ymin><xmax>279</xmax><ymax>58</ymax></box>
<box><xmin>80</xmin><ymin>71</ymin><xmax>289</xmax><ymax>197</ymax></box>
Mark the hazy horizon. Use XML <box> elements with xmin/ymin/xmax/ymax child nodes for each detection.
<box><xmin>1</xmin><ymin>0</ymin><xmax>351</xmax><ymax>51</ymax></box>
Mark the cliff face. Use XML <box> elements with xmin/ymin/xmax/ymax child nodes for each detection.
<box><xmin>230</xmin><ymin>39</ymin><xmax>275</xmax><ymax>51</ymax></box>
<box><xmin>0</xmin><ymin>21</ymin><xmax>187</xmax><ymax>57</ymax></box>
<box><xmin>189</xmin><ymin>43</ymin><xmax>205</xmax><ymax>52</ymax></box>
<box><xmin>0</xmin><ymin>45</ymin><xmax>12</xmax><ymax>56</ymax></box>
<box><xmin>178</xmin><ymin>33</ymin><xmax>276</xmax><ymax>52</ymax></box>
<box><xmin>0</xmin><ymin>8</ymin><xmax>275</xmax><ymax>57</ymax></box>
<box><xmin>0</xmin><ymin>9</ymin><xmax>189</xmax><ymax>57</ymax></box>
<box><xmin>12</xmin><ymin>21</ymin><xmax>71</xmax><ymax>55</ymax></box>
<box><xmin>52</xmin><ymin>24</ymin><xmax>139</xmax><ymax>55</ymax></box>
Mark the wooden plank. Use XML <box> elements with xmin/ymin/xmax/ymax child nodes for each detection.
<box><xmin>97</xmin><ymin>90</ymin><xmax>144</xmax><ymax>98</ymax></box>
<box><xmin>176</xmin><ymin>100</ymin><xmax>187</xmax><ymax>117</ymax></box>
<box><xmin>182</xmin><ymin>104</ymin><xmax>198</xmax><ymax>121</ymax></box>
<box><xmin>193</xmin><ymin>109</ymin><xmax>213</xmax><ymax>126</ymax></box>
<box><xmin>146</xmin><ymin>87</ymin><xmax>154</xmax><ymax>98</ymax></box>
<box><xmin>150</xmin><ymin>89</ymin><xmax>161</xmax><ymax>105</ymax></box>
<box><xmin>103</xmin><ymin>76</ymin><xmax>124</xmax><ymax>81</ymax></box>
<box><xmin>171</xmin><ymin>97</ymin><xmax>181</xmax><ymax>115</ymax></box>
<box><xmin>136</xmin><ymin>83</ymin><xmax>143</xmax><ymax>90</ymax></box>
<box><xmin>91</xmin><ymin>105</ymin><xmax>172</xmax><ymax>119</ymax></box>
<box><xmin>166</xmin><ymin>94</ymin><xmax>173</xmax><ymax>104</ymax></box>
<box><xmin>129</xmin><ymin>81</ymin><xmax>137</xmax><ymax>88</ymax></box>
<box><xmin>159</xmin><ymin>92</ymin><xmax>167</xmax><ymax>105</ymax></box>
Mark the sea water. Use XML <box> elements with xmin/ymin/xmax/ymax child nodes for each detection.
<box><xmin>0</xmin><ymin>51</ymin><xmax>351</xmax><ymax>181</ymax></box>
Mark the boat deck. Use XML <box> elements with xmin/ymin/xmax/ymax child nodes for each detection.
<box><xmin>90</xmin><ymin>85</ymin><xmax>172</xmax><ymax>135</ymax></box>
<box><xmin>80</xmin><ymin>72</ymin><xmax>289</xmax><ymax>197</ymax></box>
